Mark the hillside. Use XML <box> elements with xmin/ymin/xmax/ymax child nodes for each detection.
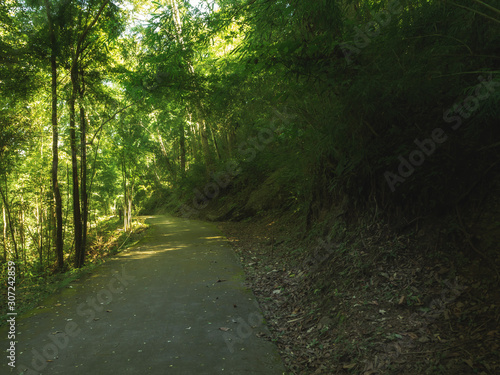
<box><xmin>180</xmin><ymin>174</ymin><xmax>500</xmax><ymax>374</ymax></box>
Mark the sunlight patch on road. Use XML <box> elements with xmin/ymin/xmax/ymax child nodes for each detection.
<box><xmin>118</xmin><ymin>245</ymin><xmax>190</xmax><ymax>259</ymax></box>
<box><xmin>202</xmin><ymin>236</ymin><xmax>223</xmax><ymax>240</ymax></box>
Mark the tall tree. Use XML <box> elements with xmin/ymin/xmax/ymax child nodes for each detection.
<box><xmin>65</xmin><ymin>0</ymin><xmax>122</xmax><ymax>268</ymax></box>
<box><xmin>44</xmin><ymin>0</ymin><xmax>65</xmax><ymax>270</ymax></box>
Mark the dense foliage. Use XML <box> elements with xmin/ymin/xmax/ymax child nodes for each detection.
<box><xmin>1</xmin><ymin>0</ymin><xmax>499</xmax><ymax>280</ymax></box>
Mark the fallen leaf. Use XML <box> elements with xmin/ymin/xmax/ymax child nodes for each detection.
<box><xmin>343</xmin><ymin>363</ymin><xmax>356</xmax><ymax>369</ymax></box>
<box><xmin>398</xmin><ymin>296</ymin><xmax>405</xmax><ymax>305</ymax></box>
<box><xmin>394</xmin><ymin>342</ymin><xmax>402</xmax><ymax>354</ymax></box>
<box><xmin>463</xmin><ymin>359</ymin><xmax>474</xmax><ymax>368</ymax></box>
<box><xmin>219</xmin><ymin>327</ymin><xmax>230</xmax><ymax>331</ymax></box>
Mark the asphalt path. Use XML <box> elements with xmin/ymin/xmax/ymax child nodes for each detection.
<box><xmin>1</xmin><ymin>215</ymin><xmax>286</xmax><ymax>375</ymax></box>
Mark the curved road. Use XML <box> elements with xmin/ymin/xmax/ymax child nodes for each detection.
<box><xmin>1</xmin><ymin>215</ymin><xmax>286</xmax><ymax>375</ymax></box>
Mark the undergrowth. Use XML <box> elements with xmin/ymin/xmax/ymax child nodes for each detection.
<box><xmin>0</xmin><ymin>216</ymin><xmax>149</xmax><ymax>325</ymax></box>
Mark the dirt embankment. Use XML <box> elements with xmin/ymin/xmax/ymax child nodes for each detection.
<box><xmin>191</xmin><ymin>173</ymin><xmax>500</xmax><ymax>374</ymax></box>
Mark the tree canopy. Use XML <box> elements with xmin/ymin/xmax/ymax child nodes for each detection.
<box><xmin>0</xmin><ymin>0</ymin><xmax>499</xmax><ymax>277</ymax></box>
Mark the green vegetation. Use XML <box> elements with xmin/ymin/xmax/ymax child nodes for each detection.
<box><xmin>0</xmin><ymin>215</ymin><xmax>147</xmax><ymax>321</ymax></box>
<box><xmin>0</xmin><ymin>1</ymin><xmax>499</xmax><ymax>370</ymax></box>
<box><xmin>2</xmin><ymin>0</ymin><xmax>498</xmax><ymax>272</ymax></box>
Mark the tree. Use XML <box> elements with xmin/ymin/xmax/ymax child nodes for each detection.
<box><xmin>43</xmin><ymin>0</ymin><xmax>65</xmax><ymax>270</ymax></box>
<box><xmin>63</xmin><ymin>0</ymin><xmax>125</xmax><ymax>268</ymax></box>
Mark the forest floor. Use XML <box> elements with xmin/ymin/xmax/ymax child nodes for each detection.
<box><xmin>214</xmin><ymin>210</ymin><xmax>500</xmax><ymax>375</ymax></box>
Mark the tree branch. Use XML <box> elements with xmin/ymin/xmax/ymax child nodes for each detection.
<box><xmin>89</xmin><ymin>97</ymin><xmax>144</xmax><ymax>146</ymax></box>
<box><xmin>449</xmin><ymin>1</ymin><xmax>500</xmax><ymax>25</ymax></box>
<box><xmin>471</xmin><ymin>0</ymin><xmax>500</xmax><ymax>17</ymax></box>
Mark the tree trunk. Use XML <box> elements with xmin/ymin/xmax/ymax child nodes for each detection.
<box><xmin>37</xmin><ymin>189</ymin><xmax>43</xmax><ymax>265</ymax></box>
<box><xmin>199</xmin><ymin>118</ymin><xmax>213</xmax><ymax>173</ymax></box>
<box><xmin>69</xmin><ymin>64</ymin><xmax>83</xmax><ymax>268</ymax></box>
<box><xmin>167</xmin><ymin>1</ymin><xmax>212</xmax><ymax>172</ymax></box>
<box><xmin>0</xmin><ymin>183</ymin><xmax>18</xmax><ymax>261</ymax></box>
<box><xmin>211</xmin><ymin>127</ymin><xmax>221</xmax><ymax>160</ymax></box>
<box><xmin>122</xmin><ymin>158</ymin><xmax>129</xmax><ymax>232</ymax></box>
<box><xmin>127</xmin><ymin>186</ymin><xmax>132</xmax><ymax>231</ymax></box>
<box><xmin>188</xmin><ymin>113</ymin><xmax>199</xmax><ymax>157</ymax></box>
<box><xmin>46</xmin><ymin>203</ymin><xmax>51</xmax><ymax>267</ymax></box>
<box><xmin>19</xmin><ymin>204</ymin><xmax>25</xmax><ymax>262</ymax></box>
<box><xmin>69</xmin><ymin>0</ymin><xmax>110</xmax><ymax>267</ymax></box>
<box><xmin>179</xmin><ymin>122</ymin><xmax>186</xmax><ymax>174</ymax></box>
<box><xmin>79</xmin><ymin>70</ymin><xmax>88</xmax><ymax>268</ymax></box>
<box><xmin>50</xmin><ymin>198</ymin><xmax>56</xmax><ymax>266</ymax></box>
<box><xmin>2</xmin><ymin>204</ymin><xmax>7</xmax><ymax>261</ymax></box>
<box><xmin>45</xmin><ymin>0</ymin><xmax>64</xmax><ymax>271</ymax></box>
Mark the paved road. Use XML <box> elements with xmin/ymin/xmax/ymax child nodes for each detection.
<box><xmin>1</xmin><ymin>215</ymin><xmax>286</xmax><ymax>375</ymax></box>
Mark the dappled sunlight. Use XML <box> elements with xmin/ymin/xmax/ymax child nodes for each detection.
<box><xmin>202</xmin><ymin>236</ymin><xmax>224</xmax><ymax>240</ymax></box>
<box><xmin>119</xmin><ymin>244</ymin><xmax>190</xmax><ymax>260</ymax></box>
<box><xmin>2</xmin><ymin>0</ymin><xmax>498</xmax><ymax>372</ymax></box>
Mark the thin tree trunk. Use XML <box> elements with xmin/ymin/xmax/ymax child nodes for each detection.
<box><xmin>199</xmin><ymin>118</ymin><xmax>213</xmax><ymax>172</ymax></box>
<box><xmin>211</xmin><ymin>127</ymin><xmax>221</xmax><ymax>160</ymax></box>
<box><xmin>167</xmin><ymin>1</ymin><xmax>212</xmax><ymax>172</ymax></box>
<box><xmin>69</xmin><ymin>64</ymin><xmax>83</xmax><ymax>268</ymax></box>
<box><xmin>45</xmin><ymin>0</ymin><xmax>64</xmax><ymax>271</ymax></box>
<box><xmin>79</xmin><ymin>70</ymin><xmax>88</xmax><ymax>268</ymax></box>
<box><xmin>38</xmin><ymin>188</ymin><xmax>43</xmax><ymax>266</ymax></box>
<box><xmin>0</xmin><ymin>183</ymin><xmax>18</xmax><ymax>261</ymax></box>
<box><xmin>2</xmin><ymin>204</ymin><xmax>7</xmax><ymax>261</ymax></box>
<box><xmin>45</xmin><ymin>204</ymin><xmax>51</xmax><ymax>267</ymax></box>
<box><xmin>69</xmin><ymin>0</ymin><xmax>110</xmax><ymax>268</ymax></box>
<box><xmin>128</xmin><ymin>185</ymin><xmax>132</xmax><ymax>230</ymax></box>
<box><xmin>179</xmin><ymin>122</ymin><xmax>186</xmax><ymax>174</ymax></box>
<box><xmin>64</xmin><ymin>163</ymin><xmax>70</xmax><ymax>242</ymax></box>
<box><xmin>122</xmin><ymin>158</ymin><xmax>129</xmax><ymax>232</ymax></box>
<box><xmin>19</xmin><ymin>204</ymin><xmax>24</xmax><ymax>259</ymax></box>
<box><xmin>50</xmin><ymin>197</ymin><xmax>56</xmax><ymax>267</ymax></box>
<box><xmin>188</xmin><ymin>113</ymin><xmax>199</xmax><ymax>157</ymax></box>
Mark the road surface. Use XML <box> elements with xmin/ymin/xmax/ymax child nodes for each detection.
<box><xmin>1</xmin><ymin>215</ymin><xmax>286</xmax><ymax>375</ymax></box>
